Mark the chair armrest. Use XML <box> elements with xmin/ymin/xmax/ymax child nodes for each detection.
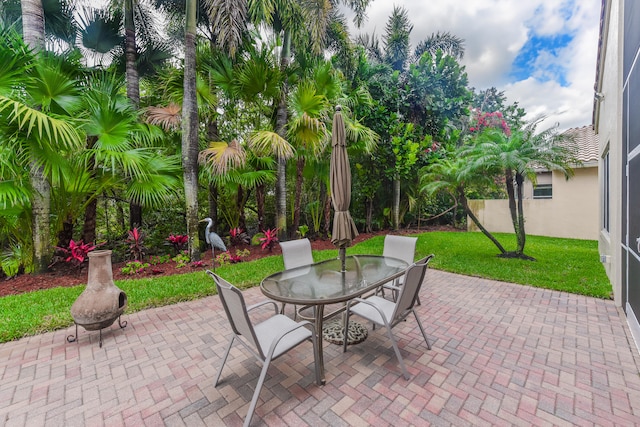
<box><xmin>247</xmin><ymin>300</ymin><xmax>280</xmax><ymax>314</ymax></box>
<box><xmin>265</xmin><ymin>320</ymin><xmax>315</xmax><ymax>359</ymax></box>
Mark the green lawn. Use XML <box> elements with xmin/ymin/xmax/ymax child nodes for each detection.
<box><xmin>0</xmin><ymin>231</ymin><xmax>610</xmax><ymax>343</ymax></box>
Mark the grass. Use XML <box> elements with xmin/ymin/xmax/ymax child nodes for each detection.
<box><xmin>0</xmin><ymin>231</ymin><xmax>610</xmax><ymax>343</ymax></box>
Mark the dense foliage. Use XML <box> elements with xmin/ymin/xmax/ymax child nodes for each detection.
<box><xmin>0</xmin><ymin>2</ymin><xmax>580</xmax><ymax>276</ymax></box>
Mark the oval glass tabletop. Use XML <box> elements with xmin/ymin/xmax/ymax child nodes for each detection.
<box><xmin>261</xmin><ymin>255</ymin><xmax>408</xmax><ymax>305</ymax></box>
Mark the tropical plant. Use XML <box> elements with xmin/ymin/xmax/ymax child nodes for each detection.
<box><xmin>166</xmin><ymin>234</ymin><xmax>188</xmax><ymax>253</ymax></box>
<box><xmin>172</xmin><ymin>251</ymin><xmax>190</xmax><ymax>268</ymax></box>
<box><xmin>259</xmin><ymin>228</ymin><xmax>279</xmax><ymax>252</ymax></box>
<box><xmin>419</xmin><ymin>149</ymin><xmax>507</xmax><ymax>254</ymax></box>
<box><xmin>461</xmin><ymin>117</ymin><xmax>580</xmax><ymax>259</ymax></box>
<box><xmin>229</xmin><ymin>228</ymin><xmax>250</xmax><ymax>246</ymax></box>
<box><xmin>54</xmin><ymin>240</ymin><xmax>98</xmax><ymax>267</ymax></box>
<box><xmin>126</xmin><ymin>227</ymin><xmax>146</xmax><ymax>260</ymax></box>
<box><xmin>120</xmin><ymin>260</ymin><xmax>149</xmax><ymax>275</ymax></box>
<box><xmin>0</xmin><ymin>30</ymin><xmax>85</xmax><ymax>273</ymax></box>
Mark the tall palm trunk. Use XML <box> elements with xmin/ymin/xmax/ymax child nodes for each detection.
<box><xmin>393</xmin><ymin>174</ymin><xmax>400</xmax><ymax>230</ymax></box>
<box><xmin>458</xmin><ymin>188</ymin><xmax>506</xmax><ymax>254</ymax></box>
<box><xmin>504</xmin><ymin>169</ymin><xmax>518</xmax><ymax>237</ymax></box>
<box><xmin>124</xmin><ymin>0</ymin><xmax>143</xmax><ymax>229</ymax></box>
<box><xmin>292</xmin><ymin>156</ymin><xmax>305</xmax><ymax>234</ymax></box>
<box><xmin>275</xmin><ymin>31</ymin><xmax>291</xmax><ymax>238</ymax></box>
<box><xmin>256</xmin><ymin>183</ymin><xmax>265</xmax><ymax>231</ymax></box>
<box><xmin>182</xmin><ymin>0</ymin><xmax>201</xmax><ymax>261</ymax></box>
<box><xmin>22</xmin><ymin>0</ymin><xmax>50</xmax><ymax>273</ymax></box>
<box><xmin>514</xmin><ymin>172</ymin><xmax>526</xmax><ymax>254</ymax></box>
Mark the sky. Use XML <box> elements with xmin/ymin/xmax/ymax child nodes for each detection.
<box><xmin>342</xmin><ymin>0</ymin><xmax>602</xmax><ymax>131</ymax></box>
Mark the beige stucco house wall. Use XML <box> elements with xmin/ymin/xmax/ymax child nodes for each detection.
<box><xmin>467</xmin><ymin>126</ymin><xmax>599</xmax><ymax>241</ymax></box>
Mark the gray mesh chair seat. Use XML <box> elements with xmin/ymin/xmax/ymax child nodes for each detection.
<box><xmin>208</xmin><ymin>271</ymin><xmax>320</xmax><ymax>427</ymax></box>
<box><xmin>343</xmin><ymin>255</ymin><xmax>434</xmax><ymax>379</ymax></box>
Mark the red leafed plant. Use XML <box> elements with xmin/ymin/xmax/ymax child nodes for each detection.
<box><xmin>167</xmin><ymin>234</ymin><xmax>189</xmax><ymax>253</ymax></box>
<box><xmin>127</xmin><ymin>227</ymin><xmax>146</xmax><ymax>261</ymax></box>
<box><xmin>229</xmin><ymin>227</ymin><xmax>250</xmax><ymax>245</ymax></box>
<box><xmin>259</xmin><ymin>228</ymin><xmax>279</xmax><ymax>252</ymax></box>
<box><xmin>56</xmin><ymin>239</ymin><xmax>98</xmax><ymax>267</ymax></box>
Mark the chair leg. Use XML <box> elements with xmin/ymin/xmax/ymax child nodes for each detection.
<box><xmin>244</xmin><ymin>357</ymin><xmax>271</xmax><ymax>427</ymax></box>
<box><xmin>412</xmin><ymin>310</ymin><xmax>431</xmax><ymax>350</ymax></box>
<box><xmin>214</xmin><ymin>336</ymin><xmax>235</xmax><ymax>387</ymax></box>
<box><xmin>384</xmin><ymin>327</ymin><xmax>410</xmax><ymax>380</ymax></box>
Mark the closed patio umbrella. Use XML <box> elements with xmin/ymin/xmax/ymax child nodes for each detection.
<box><xmin>330</xmin><ymin>105</ymin><xmax>359</xmax><ymax>272</ymax></box>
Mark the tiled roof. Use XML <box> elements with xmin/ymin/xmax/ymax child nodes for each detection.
<box><xmin>562</xmin><ymin>125</ymin><xmax>599</xmax><ymax>164</ymax></box>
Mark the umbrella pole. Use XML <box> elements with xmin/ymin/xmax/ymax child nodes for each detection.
<box><xmin>339</xmin><ymin>247</ymin><xmax>346</xmax><ymax>272</ymax></box>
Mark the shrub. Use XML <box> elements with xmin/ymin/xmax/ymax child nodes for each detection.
<box><xmin>172</xmin><ymin>252</ymin><xmax>190</xmax><ymax>268</ymax></box>
<box><xmin>55</xmin><ymin>240</ymin><xmax>98</xmax><ymax>267</ymax></box>
<box><xmin>259</xmin><ymin>228</ymin><xmax>279</xmax><ymax>252</ymax></box>
<box><xmin>251</xmin><ymin>232</ymin><xmax>264</xmax><ymax>246</ymax></box>
<box><xmin>229</xmin><ymin>228</ymin><xmax>250</xmax><ymax>246</ymax></box>
<box><xmin>150</xmin><ymin>254</ymin><xmax>171</xmax><ymax>265</ymax></box>
<box><xmin>215</xmin><ymin>249</ymin><xmax>250</xmax><ymax>266</ymax></box>
<box><xmin>126</xmin><ymin>228</ymin><xmax>146</xmax><ymax>261</ymax></box>
<box><xmin>166</xmin><ymin>234</ymin><xmax>188</xmax><ymax>253</ymax></box>
<box><xmin>120</xmin><ymin>260</ymin><xmax>149</xmax><ymax>275</ymax></box>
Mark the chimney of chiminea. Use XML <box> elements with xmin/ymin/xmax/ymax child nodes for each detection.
<box><xmin>68</xmin><ymin>250</ymin><xmax>128</xmax><ymax>347</ymax></box>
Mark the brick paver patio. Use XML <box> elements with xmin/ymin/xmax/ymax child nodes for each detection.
<box><xmin>1</xmin><ymin>270</ymin><xmax>639</xmax><ymax>426</ymax></box>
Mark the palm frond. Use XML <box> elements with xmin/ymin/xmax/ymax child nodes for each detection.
<box><xmin>0</xmin><ymin>96</ymin><xmax>84</xmax><ymax>150</ymax></box>
<box><xmin>248</xmin><ymin>130</ymin><xmax>295</xmax><ymax>160</ymax></box>
<box><xmin>199</xmin><ymin>139</ymin><xmax>247</xmax><ymax>175</ymax></box>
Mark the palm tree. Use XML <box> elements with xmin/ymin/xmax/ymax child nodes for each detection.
<box><xmin>461</xmin><ymin>118</ymin><xmax>579</xmax><ymax>259</ymax></box>
<box><xmin>419</xmin><ymin>150</ymin><xmax>507</xmax><ymax>254</ymax></box>
<box><xmin>0</xmin><ymin>30</ymin><xmax>84</xmax><ymax>272</ymax></box>
<box><xmin>181</xmin><ymin>0</ymin><xmax>200</xmax><ymax>261</ymax></box>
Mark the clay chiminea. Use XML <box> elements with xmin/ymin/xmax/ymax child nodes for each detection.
<box><xmin>67</xmin><ymin>250</ymin><xmax>128</xmax><ymax>347</ymax></box>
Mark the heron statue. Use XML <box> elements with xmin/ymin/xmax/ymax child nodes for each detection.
<box><xmin>200</xmin><ymin>217</ymin><xmax>227</xmax><ymax>270</ymax></box>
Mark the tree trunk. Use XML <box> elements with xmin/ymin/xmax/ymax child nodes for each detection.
<box><xmin>21</xmin><ymin>0</ymin><xmax>44</xmax><ymax>50</ymax></box>
<box><xmin>458</xmin><ymin>189</ymin><xmax>506</xmax><ymax>254</ymax></box>
<box><xmin>124</xmin><ymin>0</ymin><xmax>140</xmax><ymax>109</ymax></box>
<box><xmin>256</xmin><ymin>183</ymin><xmax>265</xmax><ymax>232</ymax></box>
<box><xmin>82</xmin><ymin>198</ymin><xmax>98</xmax><ymax>244</ymax></box>
<box><xmin>504</xmin><ymin>169</ymin><xmax>519</xmax><ymax>237</ymax></box>
<box><xmin>236</xmin><ymin>185</ymin><xmax>247</xmax><ymax>232</ymax></box>
<box><xmin>208</xmin><ymin>182</ymin><xmax>218</xmax><ymax>230</ymax></box>
<box><xmin>515</xmin><ymin>172</ymin><xmax>527</xmax><ymax>254</ymax></box>
<box><xmin>182</xmin><ymin>0</ymin><xmax>201</xmax><ymax>261</ymax></box>
<box><xmin>323</xmin><ymin>191</ymin><xmax>331</xmax><ymax>238</ymax></box>
<box><xmin>275</xmin><ymin>31</ymin><xmax>291</xmax><ymax>238</ymax></box>
<box><xmin>393</xmin><ymin>174</ymin><xmax>400</xmax><ymax>230</ymax></box>
<box><xmin>365</xmin><ymin>197</ymin><xmax>373</xmax><ymax>233</ymax></box>
<box><xmin>22</xmin><ymin>0</ymin><xmax>48</xmax><ymax>273</ymax></box>
<box><xmin>292</xmin><ymin>155</ymin><xmax>305</xmax><ymax>235</ymax></box>
<box><xmin>57</xmin><ymin>214</ymin><xmax>74</xmax><ymax>248</ymax></box>
<box><xmin>124</xmin><ymin>0</ymin><xmax>143</xmax><ymax>229</ymax></box>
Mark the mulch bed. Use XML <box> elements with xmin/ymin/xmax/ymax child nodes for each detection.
<box><xmin>0</xmin><ymin>227</ymin><xmax>456</xmax><ymax>297</ymax></box>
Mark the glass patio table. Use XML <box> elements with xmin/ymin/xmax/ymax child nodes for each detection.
<box><xmin>261</xmin><ymin>255</ymin><xmax>408</xmax><ymax>384</ymax></box>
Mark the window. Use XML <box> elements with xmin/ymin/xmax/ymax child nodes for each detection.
<box><xmin>603</xmin><ymin>149</ymin><xmax>610</xmax><ymax>232</ymax></box>
<box><xmin>533</xmin><ymin>172</ymin><xmax>552</xmax><ymax>199</ymax></box>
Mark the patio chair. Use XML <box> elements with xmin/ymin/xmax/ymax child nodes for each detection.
<box><xmin>207</xmin><ymin>271</ymin><xmax>320</xmax><ymax>427</ymax></box>
<box><xmin>379</xmin><ymin>235</ymin><xmax>418</xmax><ymax>302</ymax></box>
<box><xmin>342</xmin><ymin>254</ymin><xmax>434</xmax><ymax>380</ymax></box>
<box><xmin>279</xmin><ymin>238</ymin><xmax>314</xmax><ymax>317</ymax></box>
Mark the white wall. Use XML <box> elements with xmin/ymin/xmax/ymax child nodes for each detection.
<box><xmin>595</xmin><ymin>0</ymin><xmax>623</xmax><ymax>307</ymax></box>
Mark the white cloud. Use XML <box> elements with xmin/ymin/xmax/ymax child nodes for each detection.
<box><xmin>343</xmin><ymin>0</ymin><xmax>601</xmax><ymax>130</ymax></box>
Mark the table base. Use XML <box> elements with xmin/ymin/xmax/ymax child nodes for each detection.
<box><xmin>322</xmin><ymin>319</ymin><xmax>368</xmax><ymax>345</ymax></box>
